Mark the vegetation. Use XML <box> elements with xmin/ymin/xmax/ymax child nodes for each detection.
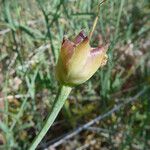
<box><xmin>0</xmin><ymin>0</ymin><xmax>150</xmax><ymax>149</ymax></box>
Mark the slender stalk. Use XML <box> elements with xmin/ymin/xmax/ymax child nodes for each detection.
<box><xmin>28</xmin><ymin>85</ymin><xmax>72</xmax><ymax>150</ymax></box>
<box><xmin>89</xmin><ymin>16</ymin><xmax>99</xmax><ymax>40</ymax></box>
<box><xmin>89</xmin><ymin>0</ymin><xmax>107</xmax><ymax>41</ymax></box>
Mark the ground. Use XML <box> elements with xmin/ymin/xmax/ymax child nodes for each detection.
<box><xmin>0</xmin><ymin>0</ymin><xmax>150</xmax><ymax>149</ymax></box>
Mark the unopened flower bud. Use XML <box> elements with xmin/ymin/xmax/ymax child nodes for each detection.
<box><xmin>56</xmin><ymin>30</ymin><xmax>108</xmax><ymax>86</ymax></box>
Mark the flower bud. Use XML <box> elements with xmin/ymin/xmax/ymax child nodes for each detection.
<box><xmin>56</xmin><ymin>30</ymin><xmax>108</xmax><ymax>86</ymax></box>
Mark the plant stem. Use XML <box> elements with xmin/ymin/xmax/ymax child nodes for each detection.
<box><xmin>89</xmin><ymin>0</ymin><xmax>107</xmax><ymax>40</ymax></box>
<box><xmin>28</xmin><ymin>85</ymin><xmax>72</xmax><ymax>150</ymax></box>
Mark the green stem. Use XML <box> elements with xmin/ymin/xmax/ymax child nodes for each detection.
<box><xmin>28</xmin><ymin>85</ymin><xmax>72</xmax><ymax>150</ymax></box>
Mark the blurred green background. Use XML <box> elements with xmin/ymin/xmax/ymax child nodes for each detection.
<box><xmin>0</xmin><ymin>0</ymin><xmax>150</xmax><ymax>149</ymax></box>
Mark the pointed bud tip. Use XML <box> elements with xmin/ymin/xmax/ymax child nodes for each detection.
<box><xmin>73</xmin><ymin>30</ymin><xmax>88</xmax><ymax>45</ymax></box>
<box><xmin>90</xmin><ymin>44</ymin><xmax>109</xmax><ymax>55</ymax></box>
